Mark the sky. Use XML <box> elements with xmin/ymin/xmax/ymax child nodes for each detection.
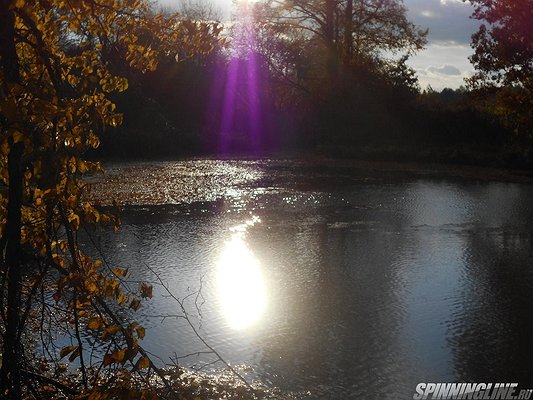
<box><xmin>159</xmin><ymin>0</ymin><xmax>481</xmax><ymax>91</ymax></box>
<box><xmin>404</xmin><ymin>0</ymin><xmax>481</xmax><ymax>90</ymax></box>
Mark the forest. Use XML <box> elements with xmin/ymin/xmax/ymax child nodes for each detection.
<box><xmin>94</xmin><ymin>0</ymin><xmax>533</xmax><ymax>168</ymax></box>
<box><xmin>0</xmin><ymin>0</ymin><xmax>532</xmax><ymax>398</ymax></box>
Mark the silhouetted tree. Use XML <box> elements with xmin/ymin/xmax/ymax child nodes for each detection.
<box><xmin>468</xmin><ymin>0</ymin><xmax>533</xmax><ymax>135</ymax></box>
<box><xmin>254</xmin><ymin>0</ymin><xmax>427</xmax><ymax>85</ymax></box>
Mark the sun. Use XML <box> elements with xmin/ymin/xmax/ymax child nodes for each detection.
<box><xmin>216</xmin><ymin>232</ymin><xmax>267</xmax><ymax>329</ymax></box>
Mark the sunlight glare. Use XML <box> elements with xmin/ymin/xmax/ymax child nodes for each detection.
<box><xmin>216</xmin><ymin>232</ymin><xmax>267</xmax><ymax>329</ymax></box>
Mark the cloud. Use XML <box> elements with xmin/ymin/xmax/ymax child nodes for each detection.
<box><xmin>420</xmin><ymin>9</ymin><xmax>439</xmax><ymax>18</ymax></box>
<box><xmin>408</xmin><ymin>42</ymin><xmax>475</xmax><ymax>89</ymax></box>
<box><xmin>427</xmin><ymin>65</ymin><xmax>462</xmax><ymax>75</ymax></box>
<box><xmin>405</xmin><ymin>0</ymin><xmax>480</xmax><ymax>44</ymax></box>
<box><xmin>440</xmin><ymin>0</ymin><xmax>465</xmax><ymax>5</ymax></box>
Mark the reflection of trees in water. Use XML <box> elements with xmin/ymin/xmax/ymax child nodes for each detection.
<box><xmin>450</xmin><ymin>229</ymin><xmax>533</xmax><ymax>386</ymax></box>
<box><xmin>253</xmin><ymin>210</ymin><xmax>416</xmax><ymax>398</ymax></box>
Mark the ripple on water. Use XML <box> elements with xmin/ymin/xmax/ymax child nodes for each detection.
<box><xmin>81</xmin><ymin>159</ymin><xmax>533</xmax><ymax>396</ymax></box>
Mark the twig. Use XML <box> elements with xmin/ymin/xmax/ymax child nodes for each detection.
<box><xmin>73</xmin><ymin>290</ymin><xmax>88</xmax><ymax>389</ymax></box>
<box><xmin>143</xmin><ymin>262</ymin><xmax>253</xmax><ymax>389</ymax></box>
<box><xmin>21</xmin><ymin>369</ymin><xmax>79</xmax><ymax>396</ymax></box>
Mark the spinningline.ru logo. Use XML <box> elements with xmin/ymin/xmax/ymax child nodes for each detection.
<box><xmin>413</xmin><ymin>383</ymin><xmax>533</xmax><ymax>400</ymax></box>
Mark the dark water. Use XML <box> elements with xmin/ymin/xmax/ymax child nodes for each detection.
<box><xmin>88</xmin><ymin>159</ymin><xmax>533</xmax><ymax>399</ymax></box>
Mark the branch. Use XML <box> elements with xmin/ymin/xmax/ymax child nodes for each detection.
<box><xmin>143</xmin><ymin>262</ymin><xmax>253</xmax><ymax>390</ymax></box>
<box><xmin>21</xmin><ymin>369</ymin><xmax>79</xmax><ymax>396</ymax></box>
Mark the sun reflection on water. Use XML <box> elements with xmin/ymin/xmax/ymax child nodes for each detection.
<box><xmin>216</xmin><ymin>219</ymin><xmax>267</xmax><ymax>329</ymax></box>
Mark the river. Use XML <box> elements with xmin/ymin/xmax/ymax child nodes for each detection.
<box><xmin>86</xmin><ymin>158</ymin><xmax>533</xmax><ymax>399</ymax></box>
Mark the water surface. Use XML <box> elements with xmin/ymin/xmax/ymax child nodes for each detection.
<box><xmin>88</xmin><ymin>159</ymin><xmax>533</xmax><ymax>399</ymax></box>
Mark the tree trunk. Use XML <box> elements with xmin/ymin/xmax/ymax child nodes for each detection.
<box><xmin>0</xmin><ymin>141</ymin><xmax>24</xmax><ymax>399</ymax></box>
<box><xmin>0</xmin><ymin>1</ymin><xmax>25</xmax><ymax>397</ymax></box>
<box><xmin>324</xmin><ymin>0</ymin><xmax>337</xmax><ymax>83</ymax></box>
<box><xmin>344</xmin><ymin>0</ymin><xmax>353</xmax><ymax>64</ymax></box>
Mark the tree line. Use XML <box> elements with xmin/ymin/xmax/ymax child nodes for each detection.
<box><xmin>93</xmin><ymin>0</ymin><xmax>533</xmax><ymax>168</ymax></box>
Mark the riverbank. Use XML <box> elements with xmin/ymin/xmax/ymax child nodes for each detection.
<box><xmin>314</xmin><ymin>157</ymin><xmax>533</xmax><ymax>184</ymax></box>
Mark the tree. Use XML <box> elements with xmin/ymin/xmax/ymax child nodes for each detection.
<box><xmin>0</xmin><ymin>0</ymin><xmax>220</xmax><ymax>397</ymax></box>
<box><xmin>253</xmin><ymin>0</ymin><xmax>427</xmax><ymax>86</ymax></box>
<box><xmin>178</xmin><ymin>0</ymin><xmax>223</xmax><ymax>22</ymax></box>
<box><xmin>240</xmin><ymin>0</ymin><xmax>426</xmax><ymax>146</ymax></box>
<box><xmin>468</xmin><ymin>0</ymin><xmax>533</xmax><ymax>135</ymax></box>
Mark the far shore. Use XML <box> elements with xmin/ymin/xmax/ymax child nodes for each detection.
<box><xmin>86</xmin><ymin>155</ymin><xmax>533</xmax><ymax>207</ymax></box>
<box><xmin>97</xmin><ymin>153</ymin><xmax>533</xmax><ymax>183</ymax></box>
<box><xmin>313</xmin><ymin>157</ymin><xmax>533</xmax><ymax>184</ymax></box>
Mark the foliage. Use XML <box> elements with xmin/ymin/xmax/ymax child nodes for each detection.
<box><xmin>0</xmin><ymin>0</ymin><xmax>222</xmax><ymax>397</ymax></box>
<box><xmin>250</xmin><ymin>0</ymin><xmax>427</xmax><ymax>88</ymax></box>
<box><xmin>212</xmin><ymin>0</ymin><xmax>427</xmax><ymax>150</ymax></box>
<box><xmin>468</xmin><ymin>0</ymin><xmax>533</xmax><ymax>135</ymax></box>
<box><xmin>82</xmin><ymin>0</ymin><xmax>533</xmax><ymax>167</ymax></box>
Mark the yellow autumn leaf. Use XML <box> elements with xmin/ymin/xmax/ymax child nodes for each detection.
<box><xmin>103</xmin><ymin>324</ymin><xmax>120</xmax><ymax>337</ymax></box>
<box><xmin>85</xmin><ymin>280</ymin><xmax>97</xmax><ymax>293</ymax></box>
<box><xmin>129</xmin><ymin>298</ymin><xmax>141</xmax><ymax>311</ymax></box>
<box><xmin>77</xmin><ymin>160</ymin><xmax>88</xmax><ymax>173</ymax></box>
<box><xmin>59</xmin><ymin>345</ymin><xmax>77</xmax><ymax>359</ymax></box>
<box><xmin>135</xmin><ymin>326</ymin><xmax>145</xmax><ymax>340</ymax></box>
<box><xmin>139</xmin><ymin>282</ymin><xmax>153</xmax><ymax>299</ymax></box>
<box><xmin>136</xmin><ymin>356</ymin><xmax>150</xmax><ymax>369</ymax></box>
<box><xmin>68</xmin><ymin>347</ymin><xmax>80</xmax><ymax>362</ymax></box>
<box><xmin>87</xmin><ymin>317</ymin><xmax>102</xmax><ymax>330</ymax></box>
<box><xmin>111</xmin><ymin>348</ymin><xmax>126</xmax><ymax>363</ymax></box>
<box><xmin>116</xmin><ymin>291</ymin><xmax>127</xmax><ymax>305</ymax></box>
<box><xmin>13</xmin><ymin>131</ymin><xmax>24</xmax><ymax>143</ymax></box>
<box><xmin>68</xmin><ymin>213</ymin><xmax>80</xmax><ymax>230</ymax></box>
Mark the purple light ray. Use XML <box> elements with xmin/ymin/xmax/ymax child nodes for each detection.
<box><xmin>218</xmin><ymin>58</ymin><xmax>240</xmax><ymax>154</ymax></box>
<box><xmin>209</xmin><ymin>0</ymin><xmax>265</xmax><ymax>155</ymax></box>
<box><xmin>245</xmin><ymin>47</ymin><xmax>262</xmax><ymax>153</ymax></box>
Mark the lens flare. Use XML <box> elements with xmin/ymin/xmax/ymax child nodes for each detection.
<box><xmin>208</xmin><ymin>0</ymin><xmax>263</xmax><ymax>154</ymax></box>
